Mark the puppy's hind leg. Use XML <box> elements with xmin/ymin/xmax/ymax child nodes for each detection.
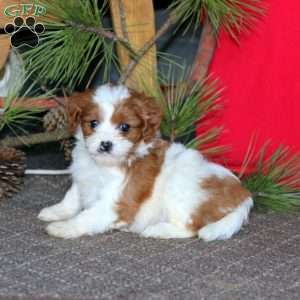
<box><xmin>38</xmin><ymin>184</ymin><xmax>81</xmax><ymax>222</ymax></box>
<box><xmin>141</xmin><ymin>222</ymin><xmax>194</xmax><ymax>239</ymax></box>
<box><xmin>198</xmin><ymin>198</ymin><xmax>253</xmax><ymax>242</ymax></box>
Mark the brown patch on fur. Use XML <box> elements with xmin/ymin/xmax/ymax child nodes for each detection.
<box><xmin>81</xmin><ymin>103</ymin><xmax>101</xmax><ymax>137</ymax></box>
<box><xmin>116</xmin><ymin>140</ymin><xmax>169</xmax><ymax>224</ymax></box>
<box><xmin>188</xmin><ymin>176</ymin><xmax>251</xmax><ymax>233</ymax></box>
<box><xmin>0</xmin><ymin>65</ymin><xmax>6</xmax><ymax>80</ymax></box>
<box><xmin>111</xmin><ymin>91</ymin><xmax>162</xmax><ymax>144</ymax></box>
<box><xmin>66</xmin><ymin>90</ymin><xmax>94</xmax><ymax>134</ymax></box>
<box><xmin>111</xmin><ymin>98</ymin><xmax>144</xmax><ymax>144</ymax></box>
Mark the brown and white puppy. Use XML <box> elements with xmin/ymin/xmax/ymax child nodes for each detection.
<box><xmin>38</xmin><ymin>84</ymin><xmax>252</xmax><ymax>241</ymax></box>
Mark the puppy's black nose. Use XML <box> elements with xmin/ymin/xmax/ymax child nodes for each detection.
<box><xmin>99</xmin><ymin>141</ymin><xmax>113</xmax><ymax>153</ymax></box>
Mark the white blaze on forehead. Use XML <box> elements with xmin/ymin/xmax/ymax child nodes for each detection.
<box><xmin>93</xmin><ymin>84</ymin><xmax>130</xmax><ymax>106</ymax></box>
<box><xmin>92</xmin><ymin>83</ymin><xmax>131</xmax><ymax>133</ymax></box>
<box><xmin>101</xmin><ymin>101</ymin><xmax>115</xmax><ymax>123</ymax></box>
<box><xmin>86</xmin><ymin>84</ymin><xmax>133</xmax><ymax>158</ymax></box>
<box><xmin>84</xmin><ymin>83</ymin><xmax>134</xmax><ymax>164</ymax></box>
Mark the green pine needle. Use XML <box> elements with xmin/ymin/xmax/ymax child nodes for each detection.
<box><xmin>240</xmin><ymin>141</ymin><xmax>300</xmax><ymax>213</ymax></box>
<box><xmin>22</xmin><ymin>0</ymin><xmax>116</xmax><ymax>91</ymax></box>
<box><xmin>187</xmin><ymin>127</ymin><xmax>228</xmax><ymax>155</ymax></box>
<box><xmin>143</xmin><ymin>65</ymin><xmax>223</xmax><ymax>152</ymax></box>
<box><xmin>0</xmin><ymin>69</ymin><xmax>50</xmax><ymax>132</ymax></box>
<box><xmin>168</xmin><ymin>0</ymin><xmax>264</xmax><ymax>39</ymax></box>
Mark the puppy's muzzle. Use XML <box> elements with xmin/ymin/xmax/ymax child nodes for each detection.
<box><xmin>98</xmin><ymin>141</ymin><xmax>113</xmax><ymax>153</ymax></box>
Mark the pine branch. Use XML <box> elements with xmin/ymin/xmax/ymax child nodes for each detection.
<box><xmin>65</xmin><ymin>20</ymin><xmax>137</xmax><ymax>57</ymax></box>
<box><xmin>118</xmin><ymin>15</ymin><xmax>176</xmax><ymax>84</ymax></box>
<box><xmin>0</xmin><ymin>130</ymin><xmax>70</xmax><ymax>148</ymax></box>
<box><xmin>240</xmin><ymin>142</ymin><xmax>300</xmax><ymax>213</ymax></box>
<box><xmin>40</xmin><ymin>86</ymin><xmax>66</xmax><ymax>107</ymax></box>
<box><xmin>118</xmin><ymin>0</ymin><xmax>129</xmax><ymax>42</ymax></box>
<box><xmin>0</xmin><ymin>69</ymin><xmax>54</xmax><ymax>131</ymax></box>
<box><xmin>143</xmin><ymin>64</ymin><xmax>222</xmax><ymax>151</ymax></box>
<box><xmin>168</xmin><ymin>0</ymin><xmax>264</xmax><ymax>39</ymax></box>
<box><xmin>22</xmin><ymin>0</ymin><xmax>118</xmax><ymax>90</ymax></box>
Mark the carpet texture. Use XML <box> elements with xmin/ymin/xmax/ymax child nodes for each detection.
<box><xmin>0</xmin><ymin>175</ymin><xmax>300</xmax><ymax>300</ymax></box>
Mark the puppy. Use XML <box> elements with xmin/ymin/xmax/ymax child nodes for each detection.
<box><xmin>38</xmin><ymin>84</ymin><xmax>252</xmax><ymax>241</ymax></box>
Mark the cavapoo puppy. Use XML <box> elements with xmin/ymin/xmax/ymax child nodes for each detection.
<box><xmin>38</xmin><ymin>84</ymin><xmax>252</xmax><ymax>241</ymax></box>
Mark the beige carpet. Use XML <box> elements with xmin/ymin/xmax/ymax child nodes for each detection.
<box><xmin>0</xmin><ymin>175</ymin><xmax>300</xmax><ymax>300</ymax></box>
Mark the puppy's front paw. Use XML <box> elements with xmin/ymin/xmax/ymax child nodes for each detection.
<box><xmin>38</xmin><ymin>206</ymin><xmax>62</xmax><ymax>222</ymax></box>
<box><xmin>38</xmin><ymin>204</ymin><xmax>74</xmax><ymax>222</ymax></box>
<box><xmin>142</xmin><ymin>228</ymin><xmax>158</xmax><ymax>238</ymax></box>
<box><xmin>46</xmin><ymin>221</ymin><xmax>82</xmax><ymax>239</ymax></box>
<box><xmin>142</xmin><ymin>225</ymin><xmax>169</xmax><ymax>239</ymax></box>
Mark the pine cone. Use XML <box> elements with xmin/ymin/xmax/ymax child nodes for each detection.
<box><xmin>43</xmin><ymin>107</ymin><xmax>73</xmax><ymax>162</ymax></box>
<box><xmin>43</xmin><ymin>106</ymin><xmax>75</xmax><ymax>162</ymax></box>
<box><xmin>61</xmin><ymin>138</ymin><xmax>75</xmax><ymax>162</ymax></box>
<box><xmin>43</xmin><ymin>106</ymin><xmax>67</xmax><ymax>132</ymax></box>
<box><xmin>0</xmin><ymin>147</ymin><xmax>26</xmax><ymax>201</ymax></box>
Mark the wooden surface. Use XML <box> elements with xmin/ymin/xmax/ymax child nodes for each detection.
<box><xmin>0</xmin><ymin>37</ymin><xmax>10</xmax><ymax>70</ymax></box>
<box><xmin>109</xmin><ymin>0</ymin><xmax>157</xmax><ymax>90</ymax></box>
<box><xmin>0</xmin><ymin>0</ymin><xmax>17</xmax><ymax>27</ymax></box>
<box><xmin>0</xmin><ymin>1</ymin><xmax>14</xmax><ymax>69</ymax></box>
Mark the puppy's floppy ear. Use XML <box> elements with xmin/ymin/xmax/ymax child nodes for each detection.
<box><xmin>66</xmin><ymin>98</ymin><xmax>81</xmax><ymax>134</ymax></box>
<box><xmin>131</xmin><ymin>92</ymin><xmax>162</xmax><ymax>142</ymax></box>
<box><xmin>66</xmin><ymin>90</ymin><xmax>93</xmax><ymax>134</ymax></box>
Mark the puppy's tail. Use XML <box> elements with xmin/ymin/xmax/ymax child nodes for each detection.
<box><xmin>198</xmin><ymin>197</ymin><xmax>253</xmax><ymax>242</ymax></box>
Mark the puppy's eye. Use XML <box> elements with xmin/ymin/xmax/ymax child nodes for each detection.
<box><xmin>119</xmin><ymin>123</ymin><xmax>130</xmax><ymax>132</ymax></box>
<box><xmin>90</xmin><ymin>120</ymin><xmax>99</xmax><ymax>129</ymax></box>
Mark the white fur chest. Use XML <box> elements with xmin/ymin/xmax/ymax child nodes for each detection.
<box><xmin>70</xmin><ymin>143</ymin><xmax>125</xmax><ymax>208</ymax></box>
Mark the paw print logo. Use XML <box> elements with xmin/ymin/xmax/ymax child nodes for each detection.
<box><xmin>4</xmin><ymin>16</ymin><xmax>45</xmax><ymax>48</ymax></box>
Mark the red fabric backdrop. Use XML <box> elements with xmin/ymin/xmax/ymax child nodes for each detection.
<box><xmin>197</xmin><ymin>0</ymin><xmax>300</xmax><ymax>170</ymax></box>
